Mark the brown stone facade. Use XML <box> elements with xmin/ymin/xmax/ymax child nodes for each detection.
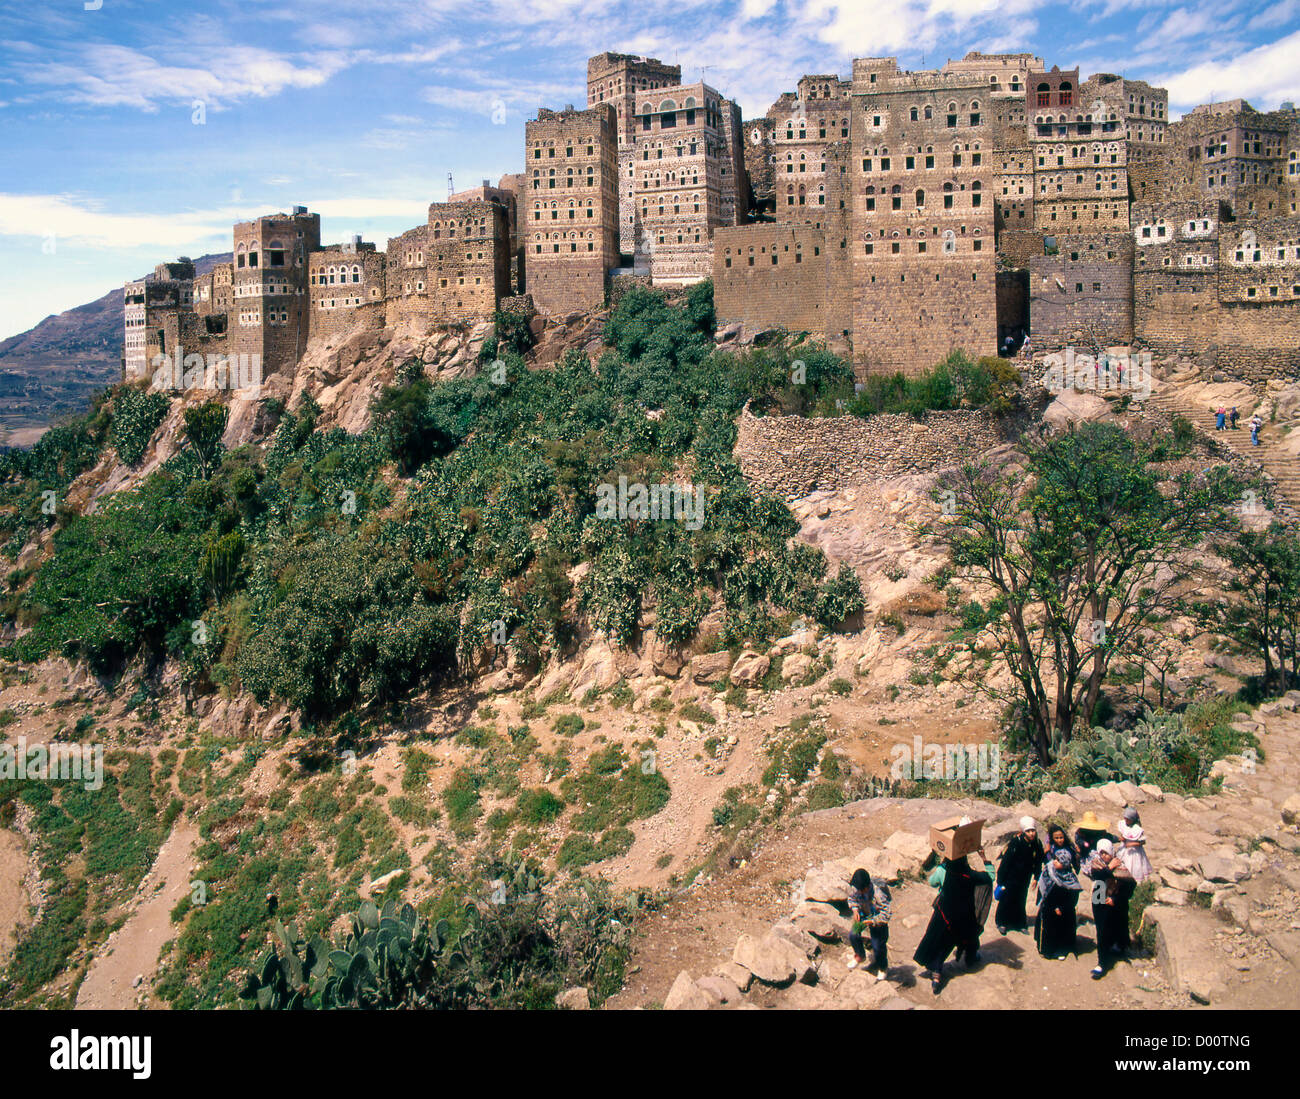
<box><xmin>525</xmin><ymin>104</ymin><xmax>620</xmax><ymax>315</ymax></box>
<box><xmin>231</xmin><ymin>208</ymin><xmax>320</xmax><ymax>377</ymax></box>
<box><xmin>309</xmin><ymin>239</ymin><xmax>386</xmax><ymax>342</ymax></box>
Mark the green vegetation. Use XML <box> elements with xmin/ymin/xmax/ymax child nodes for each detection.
<box><xmin>849</xmin><ymin>351</ymin><xmax>1022</xmax><ymax>419</ymax></box>
<box><xmin>936</xmin><ymin>421</ymin><xmax>1241</xmax><ymax>764</ymax></box>
<box><xmin>3</xmin><ymin>285</ymin><xmax>859</xmax><ymax>723</ymax></box>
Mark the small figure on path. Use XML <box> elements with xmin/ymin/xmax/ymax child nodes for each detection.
<box><xmin>846</xmin><ymin>868</ymin><xmax>892</xmax><ymax>981</ymax></box>
<box><xmin>1115</xmin><ymin>808</ymin><xmax>1153</xmax><ymax>883</ymax></box>
<box><xmin>914</xmin><ymin>837</ymin><xmax>995</xmax><ymax>995</ymax></box>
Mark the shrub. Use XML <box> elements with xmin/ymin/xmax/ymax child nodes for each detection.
<box><xmin>111</xmin><ymin>389</ymin><xmax>170</xmax><ymax>466</ymax></box>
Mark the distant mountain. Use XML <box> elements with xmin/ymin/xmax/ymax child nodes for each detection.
<box><xmin>0</xmin><ymin>252</ymin><xmax>233</xmax><ymax>367</ymax></box>
<box><xmin>0</xmin><ymin>253</ymin><xmax>231</xmax><ymax>446</ymax></box>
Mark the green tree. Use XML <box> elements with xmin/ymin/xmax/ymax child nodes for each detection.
<box><xmin>936</xmin><ymin>422</ymin><xmax>1240</xmax><ymax>764</ymax></box>
<box><xmin>182</xmin><ymin>402</ymin><xmax>229</xmax><ymax>479</ymax></box>
<box><xmin>1197</xmin><ymin>521</ymin><xmax>1300</xmax><ymax>695</ymax></box>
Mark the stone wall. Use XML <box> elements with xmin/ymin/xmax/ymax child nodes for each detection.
<box><xmin>733</xmin><ymin>405</ymin><xmax>1003</xmax><ymax>497</ymax></box>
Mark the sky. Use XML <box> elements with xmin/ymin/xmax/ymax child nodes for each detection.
<box><xmin>1</xmin><ymin>0</ymin><xmax>1298</xmax><ymax>342</ymax></box>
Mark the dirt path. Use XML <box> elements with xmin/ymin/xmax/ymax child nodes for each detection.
<box><xmin>0</xmin><ymin>828</ymin><xmax>29</xmax><ymax>964</ymax></box>
<box><xmin>74</xmin><ymin>821</ymin><xmax>198</xmax><ymax>1010</ymax></box>
<box><xmin>608</xmin><ymin>708</ymin><xmax>1300</xmax><ymax>1010</ymax></box>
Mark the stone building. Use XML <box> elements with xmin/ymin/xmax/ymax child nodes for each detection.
<box><xmin>587</xmin><ymin>53</ymin><xmax>747</xmax><ymax>280</ymax></box>
<box><xmin>524</xmin><ymin>103</ymin><xmax>621</xmax><ymax>314</ymax></box>
<box><xmin>848</xmin><ymin>57</ymin><xmax>999</xmax><ymax>375</ymax></box>
<box><xmin>1028</xmin><ymin>231</ymin><xmax>1135</xmax><ymax>347</ymax></box>
<box><xmin>231</xmin><ymin>207</ymin><xmax>320</xmax><ymax>377</ymax></box>
<box><xmin>309</xmin><ymin>236</ymin><xmax>387</xmax><ymax>341</ymax></box>
<box><xmin>123</xmin><ymin>259</ymin><xmax>195</xmax><ymax>378</ymax></box>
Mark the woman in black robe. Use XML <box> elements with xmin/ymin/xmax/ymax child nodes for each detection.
<box><xmin>1086</xmin><ymin>839</ymin><xmax>1134</xmax><ymax>978</ymax></box>
<box><xmin>995</xmin><ymin>817</ymin><xmax>1045</xmax><ymax>934</ymax></box>
<box><xmin>1034</xmin><ymin>827</ymin><xmax>1082</xmax><ymax>960</ymax></box>
<box><xmin>913</xmin><ymin>848</ymin><xmax>994</xmax><ymax>994</ymax></box>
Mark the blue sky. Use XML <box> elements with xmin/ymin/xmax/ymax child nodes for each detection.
<box><xmin>1</xmin><ymin>0</ymin><xmax>1298</xmax><ymax>342</ymax></box>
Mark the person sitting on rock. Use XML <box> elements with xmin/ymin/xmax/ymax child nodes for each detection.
<box><xmin>913</xmin><ymin>835</ymin><xmax>994</xmax><ymax>994</ymax></box>
<box><xmin>995</xmin><ymin>816</ymin><xmax>1045</xmax><ymax>935</ymax></box>
<box><xmin>846</xmin><ymin>868</ymin><xmax>891</xmax><ymax>981</ymax></box>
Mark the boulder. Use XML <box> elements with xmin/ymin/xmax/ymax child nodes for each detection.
<box><xmin>730</xmin><ymin>650</ymin><xmax>771</xmax><ymax>687</ymax></box>
<box><xmin>781</xmin><ymin>653</ymin><xmax>815</xmax><ymax>684</ymax></box>
<box><xmin>1210</xmin><ymin>891</ymin><xmax>1252</xmax><ymax>931</ymax></box>
<box><xmin>713</xmin><ymin>961</ymin><xmax>754</xmax><ymax>992</ymax></box>
<box><xmin>555</xmin><ymin>986</ymin><xmax>591</xmax><ymax>1010</ymax></box>
<box><xmin>850</xmin><ymin>847</ymin><xmax>910</xmax><ymax>884</ymax></box>
<box><xmin>733</xmin><ymin>933</ymin><xmax>816</xmax><ymax>987</ymax></box>
<box><xmin>663</xmin><ymin>971</ymin><xmax>713</xmax><ymax>1011</ymax></box>
<box><xmin>790</xmin><ymin>901</ymin><xmax>851</xmax><ymax>942</ymax></box>
<box><xmin>696</xmin><ymin>974</ymin><xmax>742</xmax><ymax>1006</ymax></box>
<box><xmin>1038</xmin><ymin>791</ymin><xmax>1080</xmax><ymax>819</ymax></box>
<box><xmin>1043</xmin><ymin>389</ymin><xmax>1114</xmax><ymax>429</ymax></box>
<box><xmin>1197</xmin><ymin>854</ymin><xmax>1250</xmax><ymax>884</ymax></box>
<box><xmin>1159</xmin><ymin>865</ymin><xmax>1202</xmax><ymax>892</ymax></box>
<box><xmin>1280</xmin><ymin>795</ymin><xmax>1300</xmax><ymax>826</ymax></box>
<box><xmin>1095</xmin><ymin>782</ymin><xmax>1128</xmax><ymax>807</ymax></box>
<box><xmin>645</xmin><ymin>633</ymin><xmax>687</xmax><ymax>678</ymax></box>
<box><xmin>836</xmin><ymin>969</ymin><xmax>897</xmax><ymax>1010</ymax></box>
<box><xmin>775</xmin><ymin>982</ymin><xmax>835</xmax><ymax>1010</ymax></box>
<box><xmin>883</xmin><ymin>830</ymin><xmax>933</xmax><ymax>865</ymax></box>
<box><xmin>770</xmin><ymin>920</ymin><xmax>820</xmax><ymax>959</ymax></box>
<box><xmin>1143</xmin><ymin>906</ymin><xmax>1229</xmax><ymax>1005</ymax></box>
<box><xmin>1138</xmin><ymin>784</ymin><xmax>1165</xmax><ymax>802</ymax></box>
<box><xmin>1154</xmin><ymin>887</ymin><xmax>1189</xmax><ymax>906</ymax></box>
<box><xmin>690</xmin><ymin>651</ymin><xmax>733</xmax><ymax>685</ymax></box>
<box><xmin>803</xmin><ymin>867</ymin><xmax>850</xmax><ymax>903</ymax></box>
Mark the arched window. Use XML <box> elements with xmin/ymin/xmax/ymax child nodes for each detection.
<box><xmin>915</xmin><ymin>189</ymin><xmax>925</xmax><ymax>206</ymax></box>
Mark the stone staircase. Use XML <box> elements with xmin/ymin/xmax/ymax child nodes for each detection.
<box><xmin>1143</xmin><ymin>390</ymin><xmax>1300</xmax><ymax>518</ymax></box>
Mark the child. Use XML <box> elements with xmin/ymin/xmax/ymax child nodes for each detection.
<box><xmin>1115</xmin><ymin>808</ymin><xmax>1153</xmax><ymax>883</ymax></box>
<box><xmin>846</xmin><ymin>868</ymin><xmax>892</xmax><ymax>980</ymax></box>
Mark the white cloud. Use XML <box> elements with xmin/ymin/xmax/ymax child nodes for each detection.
<box><xmin>15</xmin><ymin>44</ymin><xmax>349</xmax><ymax>111</ymax></box>
<box><xmin>1157</xmin><ymin>28</ymin><xmax>1300</xmax><ymax>109</ymax></box>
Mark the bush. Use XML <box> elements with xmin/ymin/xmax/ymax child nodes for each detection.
<box><xmin>111</xmin><ymin>388</ymin><xmax>171</xmax><ymax>466</ymax></box>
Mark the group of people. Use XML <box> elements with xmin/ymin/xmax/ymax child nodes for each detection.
<box><xmin>843</xmin><ymin>809</ymin><xmax>1154</xmax><ymax>994</ymax></box>
<box><xmin>1215</xmin><ymin>405</ymin><xmax>1264</xmax><ymax>445</ymax></box>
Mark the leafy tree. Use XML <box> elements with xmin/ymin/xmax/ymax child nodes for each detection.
<box><xmin>935</xmin><ymin>422</ymin><xmax>1240</xmax><ymax>764</ymax></box>
<box><xmin>182</xmin><ymin>402</ymin><xmax>228</xmax><ymax>479</ymax></box>
<box><xmin>1196</xmin><ymin>521</ymin><xmax>1300</xmax><ymax>694</ymax></box>
<box><xmin>111</xmin><ymin>388</ymin><xmax>171</xmax><ymax>466</ymax></box>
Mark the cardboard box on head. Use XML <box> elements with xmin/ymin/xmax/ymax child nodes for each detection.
<box><xmin>930</xmin><ymin>816</ymin><xmax>984</xmax><ymax>860</ymax></box>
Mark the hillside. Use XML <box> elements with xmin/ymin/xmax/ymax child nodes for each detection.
<box><xmin>0</xmin><ymin>253</ymin><xmax>232</xmax><ymax>448</ymax></box>
<box><xmin>1</xmin><ymin>288</ymin><xmax>1299</xmax><ymax>1012</ymax></box>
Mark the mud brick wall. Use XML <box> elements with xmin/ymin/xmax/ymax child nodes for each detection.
<box><xmin>525</xmin><ymin>104</ymin><xmax>620</xmax><ymax>315</ymax></box>
<box><xmin>426</xmin><ymin>199</ymin><xmax>511</xmax><ymax>323</ymax></box>
<box><xmin>1029</xmin><ymin>232</ymin><xmax>1134</xmax><ymax>345</ymax></box>
<box><xmin>309</xmin><ymin>246</ymin><xmax>386</xmax><ymax>341</ymax></box>
<box><xmin>733</xmin><ymin>405</ymin><xmax>1002</xmax><ymax>497</ymax></box>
